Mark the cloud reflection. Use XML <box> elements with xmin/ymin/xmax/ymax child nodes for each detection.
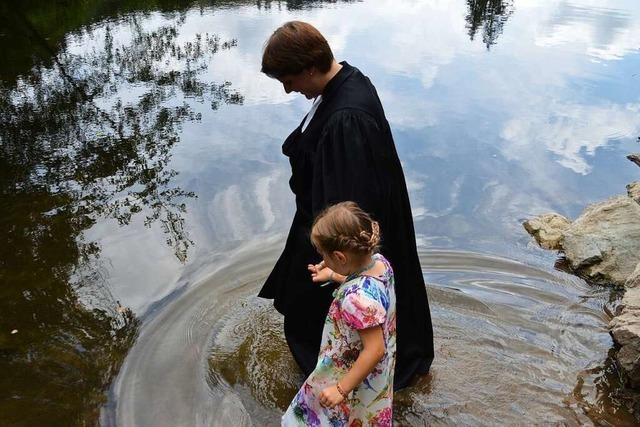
<box><xmin>534</xmin><ymin>0</ymin><xmax>640</xmax><ymax>61</ymax></box>
<box><xmin>502</xmin><ymin>102</ymin><xmax>640</xmax><ymax>174</ymax></box>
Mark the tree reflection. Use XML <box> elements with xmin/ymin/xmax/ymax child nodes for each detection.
<box><xmin>466</xmin><ymin>0</ymin><xmax>514</xmax><ymax>49</ymax></box>
<box><xmin>255</xmin><ymin>0</ymin><xmax>358</xmax><ymax>10</ymax></box>
<box><xmin>3</xmin><ymin>12</ymin><xmax>243</xmax><ymax>262</ymax></box>
<box><xmin>0</xmin><ymin>7</ymin><xmax>242</xmax><ymax>426</ymax></box>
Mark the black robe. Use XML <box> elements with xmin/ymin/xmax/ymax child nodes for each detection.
<box><xmin>259</xmin><ymin>62</ymin><xmax>434</xmax><ymax>390</ymax></box>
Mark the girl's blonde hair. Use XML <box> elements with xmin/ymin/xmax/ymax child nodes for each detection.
<box><xmin>311</xmin><ymin>201</ymin><xmax>381</xmax><ymax>255</ymax></box>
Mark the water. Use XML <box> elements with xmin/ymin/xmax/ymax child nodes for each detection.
<box><xmin>112</xmin><ymin>244</ymin><xmax>628</xmax><ymax>425</ymax></box>
<box><xmin>1</xmin><ymin>0</ymin><xmax>639</xmax><ymax>425</ymax></box>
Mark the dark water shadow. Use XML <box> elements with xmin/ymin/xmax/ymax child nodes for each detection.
<box><xmin>0</xmin><ymin>3</ymin><xmax>243</xmax><ymax>424</ymax></box>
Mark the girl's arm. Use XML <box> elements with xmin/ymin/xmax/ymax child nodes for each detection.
<box><xmin>319</xmin><ymin>325</ymin><xmax>385</xmax><ymax>408</ymax></box>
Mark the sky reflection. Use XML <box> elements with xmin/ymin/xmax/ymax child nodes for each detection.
<box><xmin>43</xmin><ymin>0</ymin><xmax>640</xmax><ymax>313</ymax></box>
<box><xmin>3</xmin><ymin>1</ymin><xmax>638</xmax><ymax>424</ymax></box>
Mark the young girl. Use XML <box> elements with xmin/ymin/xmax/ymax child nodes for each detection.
<box><xmin>282</xmin><ymin>201</ymin><xmax>396</xmax><ymax>427</ymax></box>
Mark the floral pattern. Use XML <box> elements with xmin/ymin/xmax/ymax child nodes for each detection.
<box><xmin>282</xmin><ymin>254</ymin><xmax>396</xmax><ymax>426</ymax></box>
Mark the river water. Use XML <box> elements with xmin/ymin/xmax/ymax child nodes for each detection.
<box><xmin>1</xmin><ymin>0</ymin><xmax>639</xmax><ymax>425</ymax></box>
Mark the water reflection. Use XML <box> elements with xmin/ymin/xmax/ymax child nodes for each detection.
<box><xmin>569</xmin><ymin>348</ymin><xmax>640</xmax><ymax>425</ymax></box>
<box><xmin>538</xmin><ymin>1</ymin><xmax>638</xmax><ymax>61</ymax></box>
<box><xmin>0</xmin><ymin>6</ymin><xmax>243</xmax><ymax>425</ymax></box>
<box><xmin>256</xmin><ymin>0</ymin><xmax>360</xmax><ymax>9</ymax></box>
<box><xmin>466</xmin><ymin>0</ymin><xmax>514</xmax><ymax>49</ymax></box>
<box><xmin>2</xmin><ymin>8</ymin><xmax>243</xmax><ymax>261</ymax></box>
<box><xmin>0</xmin><ymin>187</ymin><xmax>139</xmax><ymax>425</ymax></box>
<box><xmin>2</xmin><ymin>0</ymin><xmax>640</xmax><ymax>425</ymax></box>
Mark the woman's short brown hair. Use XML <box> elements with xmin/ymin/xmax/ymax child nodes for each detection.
<box><xmin>261</xmin><ymin>21</ymin><xmax>334</xmax><ymax>79</ymax></box>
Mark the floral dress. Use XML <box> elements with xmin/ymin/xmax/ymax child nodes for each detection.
<box><xmin>282</xmin><ymin>253</ymin><xmax>396</xmax><ymax>427</ymax></box>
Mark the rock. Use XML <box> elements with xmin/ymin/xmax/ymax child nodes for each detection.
<box><xmin>523</xmin><ymin>186</ymin><xmax>640</xmax><ymax>391</ymax></box>
<box><xmin>563</xmin><ymin>196</ymin><xmax>640</xmax><ymax>286</ymax></box>
<box><xmin>626</xmin><ymin>262</ymin><xmax>640</xmax><ymax>288</ymax></box>
<box><xmin>628</xmin><ymin>153</ymin><xmax>640</xmax><ymax>168</ymax></box>
<box><xmin>627</xmin><ymin>181</ymin><xmax>640</xmax><ymax>203</ymax></box>
<box><xmin>609</xmin><ymin>287</ymin><xmax>640</xmax><ymax>388</ymax></box>
<box><xmin>522</xmin><ymin>213</ymin><xmax>571</xmax><ymax>250</ymax></box>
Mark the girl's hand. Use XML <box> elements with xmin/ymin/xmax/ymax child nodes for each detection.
<box><xmin>307</xmin><ymin>261</ymin><xmax>334</xmax><ymax>283</ymax></box>
<box><xmin>319</xmin><ymin>385</ymin><xmax>345</xmax><ymax>408</ymax></box>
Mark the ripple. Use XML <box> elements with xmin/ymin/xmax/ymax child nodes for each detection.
<box><xmin>110</xmin><ymin>242</ymin><xmax>636</xmax><ymax>426</ymax></box>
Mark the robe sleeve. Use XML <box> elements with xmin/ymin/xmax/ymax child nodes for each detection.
<box><xmin>311</xmin><ymin>108</ymin><xmax>385</xmax><ymax>217</ymax></box>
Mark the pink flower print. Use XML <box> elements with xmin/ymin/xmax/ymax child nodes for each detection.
<box><xmin>341</xmin><ymin>294</ymin><xmax>385</xmax><ymax>330</ymax></box>
<box><xmin>369</xmin><ymin>407</ymin><xmax>392</xmax><ymax>426</ymax></box>
<box><xmin>388</xmin><ymin>313</ymin><xmax>397</xmax><ymax>334</ymax></box>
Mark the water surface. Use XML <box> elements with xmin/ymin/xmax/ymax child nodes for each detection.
<box><xmin>1</xmin><ymin>0</ymin><xmax>639</xmax><ymax>425</ymax></box>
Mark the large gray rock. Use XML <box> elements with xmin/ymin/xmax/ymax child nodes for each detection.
<box><xmin>609</xmin><ymin>287</ymin><xmax>640</xmax><ymax>388</ymax></box>
<box><xmin>522</xmin><ymin>213</ymin><xmax>571</xmax><ymax>250</ymax></box>
<box><xmin>562</xmin><ymin>196</ymin><xmax>640</xmax><ymax>286</ymax></box>
<box><xmin>523</xmin><ymin>187</ymin><xmax>640</xmax><ymax>390</ymax></box>
<box><xmin>628</xmin><ymin>181</ymin><xmax>640</xmax><ymax>203</ymax></box>
<box><xmin>626</xmin><ymin>262</ymin><xmax>640</xmax><ymax>288</ymax></box>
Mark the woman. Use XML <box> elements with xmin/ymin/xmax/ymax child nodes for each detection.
<box><xmin>259</xmin><ymin>21</ymin><xmax>433</xmax><ymax>390</ymax></box>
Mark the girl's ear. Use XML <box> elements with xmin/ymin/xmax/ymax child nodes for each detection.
<box><xmin>333</xmin><ymin>251</ymin><xmax>347</xmax><ymax>265</ymax></box>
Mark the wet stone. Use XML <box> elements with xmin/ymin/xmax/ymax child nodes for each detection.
<box><xmin>563</xmin><ymin>196</ymin><xmax>640</xmax><ymax>286</ymax></box>
<box><xmin>609</xmin><ymin>287</ymin><xmax>640</xmax><ymax>388</ymax></box>
<box><xmin>522</xmin><ymin>213</ymin><xmax>571</xmax><ymax>250</ymax></box>
<box><xmin>627</xmin><ymin>182</ymin><xmax>640</xmax><ymax>204</ymax></box>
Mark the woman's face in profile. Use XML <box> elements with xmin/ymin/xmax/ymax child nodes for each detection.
<box><xmin>277</xmin><ymin>69</ymin><xmax>319</xmax><ymax>99</ymax></box>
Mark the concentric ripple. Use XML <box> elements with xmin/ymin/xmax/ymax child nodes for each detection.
<box><xmin>110</xmin><ymin>240</ymin><xmax>636</xmax><ymax>426</ymax></box>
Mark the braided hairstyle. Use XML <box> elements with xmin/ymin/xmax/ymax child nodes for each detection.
<box><xmin>311</xmin><ymin>201</ymin><xmax>381</xmax><ymax>256</ymax></box>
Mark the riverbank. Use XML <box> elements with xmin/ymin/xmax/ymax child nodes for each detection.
<box><xmin>524</xmin><ymin>153</ymin><xmax>640</xmax><ymax>404</ymax></box>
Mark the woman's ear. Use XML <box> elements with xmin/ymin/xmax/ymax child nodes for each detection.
<box><xmin>307</xmin><ymin>66</ymin><xmax>317</xmax><ymax>77</ymax></box>
<box><xmin>333</xmin><ymin>251</ymin><xmax>347</xmax><ymax>265</ymax></box>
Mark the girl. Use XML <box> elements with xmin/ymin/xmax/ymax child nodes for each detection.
<box><xmin>282</xmin><ymin>201</ymin><xmax>396</xmax><ymax>427</ymax></box>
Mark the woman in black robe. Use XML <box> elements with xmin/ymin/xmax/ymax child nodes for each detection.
<box><xmin>259</xmin><ymin>21</ymin><xmax>433</xmax><ymax>390</ymax></box>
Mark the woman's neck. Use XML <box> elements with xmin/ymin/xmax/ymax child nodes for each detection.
<box><xmin>317</xmin><ymin>60</ymin><xmax>342</xmax><ymax>92</ymax></box>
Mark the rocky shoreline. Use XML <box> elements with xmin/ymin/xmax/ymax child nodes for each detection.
<box><xmin>523</xmin><ymin>154</ymin><xmax>640</xmax><ymax>390</ymax></box>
